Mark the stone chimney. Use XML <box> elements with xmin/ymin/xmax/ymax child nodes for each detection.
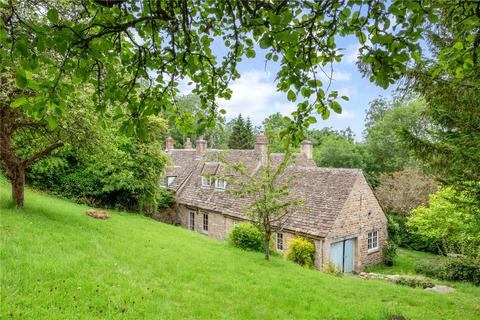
<box><xmin>195</xmin><ymin>136</ymin><xmax>207</xmax><ymax>158</ymax></box>
<box><xmin>165</xmin><ymin>136</ymin><xmax>174</xmax><ymax>151</ymax></box>
<box><xmin>184</xmin><ymin>137</ymin><xmax>193</xmax><ymax>149</ymax></box>
<box><xmin>300</xmin><ymin>140</ymin><xmax>313</xmax><ymax>160</ymax></box>
<box><xmin>255</xmin><ymin>134</ymin><xmax>268</xmax><ymax>165</ymax></box>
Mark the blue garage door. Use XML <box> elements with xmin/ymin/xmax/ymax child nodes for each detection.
<box><xmin>330</xmin><ymin>238</ymin><xmax>355</xmax><ymax>273</ymax></box>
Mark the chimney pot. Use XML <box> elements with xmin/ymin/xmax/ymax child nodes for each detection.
<box><xmin>166</xmin><ymin>137</ymin><xmax>174</xmax><ymax>151</ymax></box>
<box><xmin>196</xmin><ymin>137</ymin><xmax>207</xmax><ymax>158</ymax></box>
<box><xmin>255</xmin><ymin>134</ymin><xmax>268</xmax><ymax>165</ymax></box>
<box><xmin>300</xmin><ymin>140</ymin><xmax>313</xmax><ymax>160</ymax></box>
<box><xmin>184</xmin><ymin>138</ymin><xmax>193</xmax><ymax>149</ymax></box>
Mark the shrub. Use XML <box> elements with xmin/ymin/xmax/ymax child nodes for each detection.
<box><xmin>390</xmin><ymin>214</ymin><xmax>440</xmax><ymax>254</ymax></box>
<box><xmin>157</xmin><ymin>188</ymin><xmax>174</xmax><ymax>208</ymax></box>
<box><xmin>387</xmin><ymin>215</ymin><xmax>401</xmax><ymax>245</ymax></box>
<box><xmin>414</xmin><ymin>259</ymin><xmax>446</xmax><ymax>279</ymax></box>
<box><xmin>407</xmin><ymin>188</ymin><xmax>480</xmax><ymax>257</ymax></box>
<box><xmin>394</xmin><ymin>276</ymin><xmax>434</xmax><ymax>289</ymax></box>
<box><xmin>415</xmin><ymin>257</ymin><xmax>480</xmax><ymax>285</ymax></box>
<box><xmin>323</xmin><ymin>262</ymin><xmax>343</xmax><ymax>277</ymax></box>
<box><xmin>443</xmin><ymin>257</ymin><xmax>480</xmax><ymax>286</ymax></box>
<box><xmin>228</xmin><ymin>223</ymin><xmax>263</xmax><ymax>251</ymax></box>
<box><xmin>286</xmin><ymin>237</ymin><xmax>316</xmax><ymax>268</ymax></box>
<box><xmin>383</xmin><ymin>240</ymin><xmax>397</xmax><ymax>266</ymax></box>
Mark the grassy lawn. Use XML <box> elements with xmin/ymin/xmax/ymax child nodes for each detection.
<box><xmin>365</xmin><ymin>248</ymin><xmax>447</xmax><ymax>276</ymax></box>
<box><xmin>1</xmin><ymin>181</ymin><xmax>479</xmax><ymax>319</ymax></box>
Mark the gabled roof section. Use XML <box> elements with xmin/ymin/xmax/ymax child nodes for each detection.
<box><xmin>164</xmin><ymin>150</ymin><xmax>197</xmax><ymax>190</ymax></box>
<box><xmin>166</xmin><ymin>147</ymin><xmax>362</xmax><ymax>238</ymax></box>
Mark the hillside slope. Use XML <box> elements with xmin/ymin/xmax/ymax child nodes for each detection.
<box><xmin>1</xmin><ymin>181</ymin><xmax>479</xmax><ymax>319</ymax></box>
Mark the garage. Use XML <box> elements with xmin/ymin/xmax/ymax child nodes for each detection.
<box><xmin>330</xmin><ymin>238</ymin><xmax>355</xmax><ymax>273</ymax></box>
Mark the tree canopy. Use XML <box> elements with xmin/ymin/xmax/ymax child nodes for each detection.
<box><xmin>3</xmin><ymin>0</ymin><xmax>474</xmax><ymax>141</ymax></box>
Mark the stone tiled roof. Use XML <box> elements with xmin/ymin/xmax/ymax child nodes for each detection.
<box><xmin>165</xmin><ymin>148</ymin><xmax>361</xmax><ymax>238</ymax></box>
<box><xmin>164</xmin><ymin>150</ymin><xmax>197</xmax><ymax>190</ymax></box>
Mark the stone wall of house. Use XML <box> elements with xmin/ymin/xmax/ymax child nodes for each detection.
<box><xmin>324</xmin><ymin>174</ymin><xmax>387</xmax><ymax>272</ymax></box>
<box><xmin>177</xmin><ymin>204</ymin><xmax>241</xmax><ymax>240</ymax></box>
<box><xmin>273</xmin><ymin>231</ymin><xmax>325</xmax><ymax>270</ymax></box>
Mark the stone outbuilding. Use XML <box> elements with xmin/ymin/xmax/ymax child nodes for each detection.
<box><xmin>162</xmin><ymin>135</ymin><xmax>387</xmax><ymax>273</ymax></box>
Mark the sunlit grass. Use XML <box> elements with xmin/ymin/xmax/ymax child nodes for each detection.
<box><xmin>1</xmin><ymin>180</ymin><xmax>479</xmax><ymax>319</ymax></box>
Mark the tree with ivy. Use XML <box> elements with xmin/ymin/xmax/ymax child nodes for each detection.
<box><xmin>1</xmin><ymin>0</ymin><xmax>478</xmax><ymax>206</ymax></box>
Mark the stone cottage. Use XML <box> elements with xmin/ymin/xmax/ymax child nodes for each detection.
<box><xmin>162</xmin><ymin>135</ymin><xmax>387</xmax><ymax>273</ymax></box>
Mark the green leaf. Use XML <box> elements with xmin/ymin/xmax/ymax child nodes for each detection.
<box><xmin>287</xmin><ymin>90</ymin><xmax>296</xmax><ymax>102</ymax></box>
<box><xmin>47</xmin><ymin>117</ymin><xmax>58</xmax><ymax>129</ymax></box>
<box><xmin>453</xmin><ymin>42</ymin><xmax>463</xmax><ymax>51</ymax></box>
<box><xmin>11</xmin><ymin>96</ymin><xmax>28</xmax><ymax>108</ymax></box>
<box><xmin>321</xmin><ymin>108</ymin><xmax>330</xmax><ymax>120</ymax></box>
<box><xmin>15</xmin><ymin>69</ymin><xmax>27</xmax><ymax>88</ymax></box>
<box><xmin>330</xmin><ymin>101</ymin><xmax>342</xmax><ymax>114</ymax></box>
<box><xmin>47</xmin><ymin>9</ymin><xmax>59</xmax><ymax>23</ymax></box>
<box><xmin>341</xmin><ymin>95</ymin><xmax>349</xmax><ymax>101</ymax></box>
<box><xmin>269</xmin><ymin>14</ymin><xmax>282</xmax><ymax>25</ymax></box>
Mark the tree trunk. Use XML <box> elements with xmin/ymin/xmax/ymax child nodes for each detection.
<box><xmin>0</xmin><ymin>116</ymin><xmax>25</xmax><ymax>207</ymax></box>
<box><xmin>264</xmin><ymin>228</ymin><xmax>271</xmax><ymax>260</ymax></box>
<box><xmin>1</xmin><ymin>105</ymin><xmax>63</xmax><ymax>207</ymax></box>
<box><xmin>11</xmin><ymin>162</ymin><xmax>26</xmax><ymax>207</ymax></box>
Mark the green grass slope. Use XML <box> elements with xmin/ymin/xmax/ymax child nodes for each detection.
<box><xmin>1</xmin><ymin>181</ymin><xmax>479</xmax><ymax>319</ymax></box>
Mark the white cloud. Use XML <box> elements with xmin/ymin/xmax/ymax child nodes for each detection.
<box><xmin>343</xmin><ymin>43</ymin><xmax>362</xmax><ymax>64</ymax></box>
<box><xmin>178</xmin><ymin>77</ymin><xmax>195</xmax><ymax>95</ymax></box>
<box><xmin>319</xmin><ymin>70</ymin><xmax>351</xmax><ymax>83</ymax></box>
<box><xmin>337</xmin><ymin>86</ymin><xmax>358</xmax><ymax>97</ymax></box>
<box><xmin>218</xmin><ymin>70</ymin><xmax>294</xmax><ymax>124</ymax></box>
<box><xmin>334</xmin><ymin>110</ymin><xmax>355</xmax><ymax>119</ymax></box>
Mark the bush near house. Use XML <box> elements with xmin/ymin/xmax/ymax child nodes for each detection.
<box><xmin>389</xmin><ymin>214</ymin><xmax>441</xmax><ymax>254</ymax></box>
<box><xmin>415</xmin><ymin>257</ymin><xmax>480</xmax><ymax>286</ymax></box>
<box><xmin>228</xmin><ymin>222</ymin><xmax>263</xmax><ymax>251</ymax></box>
<box><xmin>383</xmin><ymin>240</ymin><xmax>398</xmax><ymax>266</ymax></box>
<box><xmin>407</xmin><ymin>188</ymin><xmax>480</xmax><ymax>258</ymax></box>
<box><xmin>286</xmin><ymin>237</ymin><xmax>316</xmax><ymax>268</ymax></box>
<box><xmin>414</xmin><ymin>259</ymin><xmax>446</xmax><ymax>279</ymax></box>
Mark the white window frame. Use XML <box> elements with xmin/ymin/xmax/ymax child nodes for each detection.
<box><xmin>166</xmin><ymin>176</ymin><xmax>176</xmax><ymax>186</ymax></box>
<box><xmin>367</xmin><ymin>230</ymin><xmax>379</xmax><ymax>252</ymax></box>
<box><xmin>276</xmin><ymin>232</ymin><xmax>284</xmax><ymax>251</ymax></box>
<box><xmin>188</xmin><ymin>210</ymin><xmax>195</xmax><ymax>231</ymax></box>
<box><xmin>202</xmin><ymin>213</ymin><xmax>209</xmax><ymax>233</ymax></box>
<box><xmin>201</xmin><ymin>175</ymin><xmax>211</xmax><ymax>187</ymax></box>
<box><xmin>215</xmin><ymin>179</ymin><xmax>227</xmax><ymax>190</ymax></box>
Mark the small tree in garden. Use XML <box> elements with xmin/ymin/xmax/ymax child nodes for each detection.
<box><xmin>222</xmin><ymin>146</ymin><xmax>303</xmax><ymax>260</ymax></box>
<box><xmin>407</xmin><ymin>188</ymin><xmax>480</xmax><ymax>258</ymax></box>
<box><xmin>375</xmin><ymin>168</ymin><xmax>437</xmax><ymax>216</ymax></box>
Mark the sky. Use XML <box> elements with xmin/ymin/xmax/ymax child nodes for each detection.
<box><xmin>181</xmin><ymin>36</ymin><xmax>395</xmax><ymax>141</ymax></box>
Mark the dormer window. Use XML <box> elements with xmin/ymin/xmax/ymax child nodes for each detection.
<box><xmin>201</xmin><ymin>175</ymin><xmax>211</xmax><ymax>187</ymax></box>
<box><xmin>215</xmin><ymin>179</ymin><xmax>227</xmax><ymax>190</ymax></box>
<box><xmin>166</xmin><ymin>176</ymin><xmax>176</xmax><ymax>186</ymax></box>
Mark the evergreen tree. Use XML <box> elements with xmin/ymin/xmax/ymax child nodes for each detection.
<box><xmin>228</xmin><ymin>115</ymin><xmax>254</xmax><ymax>149</ymax></box>
<box><xmin>244</xmin><ymin>117</ymin><xmax>255</xmax><ymax>149</ymax></box>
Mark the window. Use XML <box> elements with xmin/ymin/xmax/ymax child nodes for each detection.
<box><xmin>276</xmin><ymin>233</ymin><xmax>283</xmax><ymax>251</ymax></box>
<box><xmin>201</xmin><ymin>175</ymin><xmax>211</xmax><ymax>187</ymax></box>
<box><xmin>188</xmin><ymin>210</ymin><xmax>195</xmax><ymax>231</ymax></box>
<box><xmin>367</xmin><ymin>230</ymin><xmax>378</xmax><ymax>252</ymax></box>
<box><xmin>215</xmin><ymin>179</ymin><xmax>226</xmax><ymax>190</ymax></box>
<box><xmin>166</xmin><ymin>176</ymin><xmax>176</xmax><ymax>186</ymax></box>
<box><xmin>202</xmin><ymin>213</ymin><xmax>208</xmax><ymax>233</ymax></box>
